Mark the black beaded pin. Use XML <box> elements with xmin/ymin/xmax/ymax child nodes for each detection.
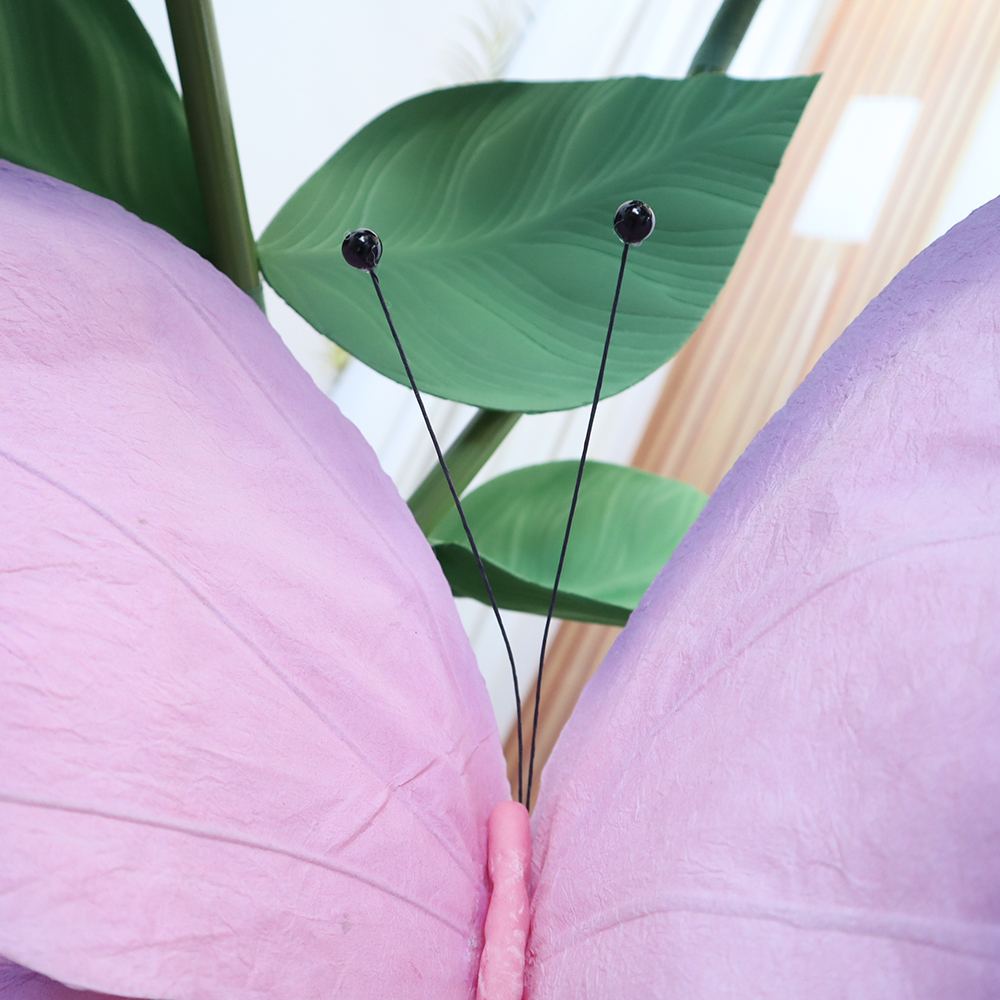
<box><xmin>524</xmin><ymin>200</ymin><xmax>655</xmax><ymax>810</ymax></box>
<box><xmin>614</xmin><ymin>199</ymin><xmax>656</xmax><ymax>246</ymax></box>
<box><xmin>342</xmin><ymin>229</ymin><xmax>383</xmax><ymax>271</ymax></box>
<box><xmin>343</xmin><ymin>228</ymin><xmax>526</xmax><ymax>804</ymax></box>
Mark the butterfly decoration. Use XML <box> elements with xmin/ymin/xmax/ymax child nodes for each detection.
<box><xmin>1</xmin><ymin>149</ymin><xmax>999</xmax><ymax>1000</ymax></box>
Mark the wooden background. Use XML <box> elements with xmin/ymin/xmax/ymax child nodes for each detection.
<box><xmin>507</xmin><ymin>0</ymin><xmax>1000</xmax><ymax>800</ymax></box>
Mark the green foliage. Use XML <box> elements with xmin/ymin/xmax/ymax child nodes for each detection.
<box><xmin>5</xmin><ymin>1</ymin><xmax>816</xmax><ymax>627</ymax></box>
<box><xmin>258</xmin><ymin>73</ymin><xmax>817</xmax><ymax>413</ymax></box>
<box><xmin>429</xmin><ymin>461</ymin><xmax>708</xmax><ymax>625</ymax></box>
<box><xmin>0</xmin><ymin>0</ymin><xmax>209</xmax><ymax>256</ymax></box>
<box><xmin>408</xmin><ymin>409</ymin><xmax>522</xmax><ymax>534</ymax></box>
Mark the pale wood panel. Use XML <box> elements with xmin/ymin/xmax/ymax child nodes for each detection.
<box><xmin>506</xmin><ymin>0</ymin><xmax>1000</xmax><ymax>802</ymax></box>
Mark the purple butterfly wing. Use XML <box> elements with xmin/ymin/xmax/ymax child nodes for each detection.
<box><xmin>527</xmin><ymin>197</ymin><xmax>1000</xmax><ymax>996</ymax></box>
<box><xmin>0</xmin><ymin>162</ymin><xmax>508</xmax><ymax>1000</ymax></box>
<box><xmin>0</xmin><ymin>959</ymin><xmax>122</xmax><ymax>1000</ymax></box>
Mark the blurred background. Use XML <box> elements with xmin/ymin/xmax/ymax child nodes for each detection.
<box><xmin>132</xmin><ymin>0</ymin><xmax>1000</xmax><ymax>781</ymax></box>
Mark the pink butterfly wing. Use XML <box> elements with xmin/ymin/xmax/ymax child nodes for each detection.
<box><xmin>527</xmin><ymin>198</ymin><xmax>1000</xmax><ymax>996</ymax></box>
<box><xmin>0</xmin><ymin>162</ymin><xmax>508</xmax><ymax>1000</ymax></box>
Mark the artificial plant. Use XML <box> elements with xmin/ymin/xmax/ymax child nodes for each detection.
<box><xmin>0</xmin><ymin>0</ymin><xmax>815</xmax><ymax>623</ymax></box>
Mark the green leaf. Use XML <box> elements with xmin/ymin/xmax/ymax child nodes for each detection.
<box><xmin>259</xmin><ymin>74</ymin><xmax>817</xmax><ymax>412</ymax></box>
<box><xmin>429</xmin><ymin>461</ymin><xmax>708</xmax><ymax>626</ymax></box>
<box><xmin>0</xmin><ymin>0</ymin><xmax>210</xmax><ymax>256</ymax></box>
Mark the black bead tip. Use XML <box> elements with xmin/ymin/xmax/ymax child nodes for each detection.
<box><xmin>342</xmin><ymin>229</ymin><xmax>383</xmax><ymax>271</ymax></box>
<box><xmin>613</xmin><ymin>201</ymin><xmax>655</xmax><ymax>246</ymax></box>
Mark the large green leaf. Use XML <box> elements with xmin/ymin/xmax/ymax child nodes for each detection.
<box><xmin>0</xmin><ymin>0</ymin><xmax>210</xmax><ymax>256</ymax></box>
<box><xmin>259</xmin><ymin>74</ymin><xmax>817</xmax><ymax>412</ymax></box>
<box><xmin>429</xmin><ymin>461</ymin><xmax>708</xmax><ymax>626</ymax></box>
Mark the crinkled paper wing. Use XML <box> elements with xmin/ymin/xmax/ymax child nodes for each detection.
<box><xmin>528</xmin><ymin>197</ymin><xmax>1000</xmax><ymax>997</ymax></box>
<box><xmin>0</xmin><ymin>161</ymin><xmax>508</xmax><ymax>1000</ymax></box>
<box><xmin>0</xmin><ymin>958</ymin><xmax>119</xmax><ymax>1000</ymax></box>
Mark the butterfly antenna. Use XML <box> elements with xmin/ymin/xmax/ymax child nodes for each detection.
<box><xmin>342</xmin><ymin>229</ymin><xmax>525</xmax><ymax>804</ymax></box>
<box><xmin>524</xmin><ymin>201</ymin><xmax>655</xmax><ymax>812</ymax></box>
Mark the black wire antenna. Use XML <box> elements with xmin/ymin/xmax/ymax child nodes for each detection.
<box><xmin>342</xmin><ymin>199</ymin><xmax>654</xmax><ymax>812</ymax></box>
<box><xmin>342</xmin><ymin>227</ymin><xmax>525</xmax><ymax>803</ymax></box>
<box><xmin>524</xmin><ymin>200</ymin><xmax>655</xmax><ymax>811</ymax></box>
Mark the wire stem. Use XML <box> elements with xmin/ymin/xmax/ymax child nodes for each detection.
<box><xmin>370</xmin><ymin>271</ymin><xmax>524</xmax><ymax>803</ymax></box>
<box><xmin>408</xmin><ymin>409</ymin><xmax>522</xmax><ymax>535</ymax></box>
<box><xmin>524</xmin><ymin>242</ymin><xmax>629</xmax><ymax>810</ymax></box>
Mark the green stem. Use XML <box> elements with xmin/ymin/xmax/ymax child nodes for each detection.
<box><xmin>687</xmin><ymin>0</ymin><xmax>765</xmax><ymax>76</ymax></box>
<box><xmin>407</xmin><ymin>0</ymin><xmax>764</xmax><ymax>531</ymax></box>
<box><xmin>165</xmin><ymin>0</ymin><xmax>263</xmax><ymax>307</ymax></box>
<box><xmin>408</xmin><ymin>409</ymin><xmax>521</xmax><ymax>534</ymax></box>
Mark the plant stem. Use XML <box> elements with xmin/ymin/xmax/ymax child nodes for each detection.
<box><xmin>165</xmin><ymin>0</ymin><xmax>263</xmax><ymax>307</ymax></box>
<box><xmin>406</xmin><ymin>0</ymin><xmax>765</xmax><ymax>530</ymax></box>
<box><xmin>408</xmin><ymin>409</ymin><xmax>522</xmax><ymax>534</ymax></box>
<box><xmin>687</xmin><ymin>0</ymin><xmax>765</xmax><ymax>76</ymax></box>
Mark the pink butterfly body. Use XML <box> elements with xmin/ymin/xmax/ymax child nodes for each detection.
<box><xmin>1</xmin><ymin>159</ymin><xmax>998</xmax><ymax>998</ymax></box>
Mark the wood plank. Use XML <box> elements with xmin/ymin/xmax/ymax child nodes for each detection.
<box><xmin>506</xmin><ymin>0</ymin><xmax>1000</xmax><ymax>802</ymax></box>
